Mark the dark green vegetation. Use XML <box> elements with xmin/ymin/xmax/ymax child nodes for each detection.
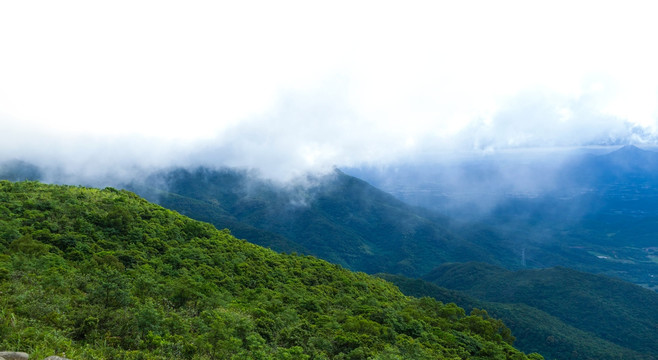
<box><xmin>128</xmin><ymin>168</ymin><xmax>518</xmax><ymax>277</ymax></box>
<box><xmin>415</xmin><ymin>262</ymin><xmax>658</xmax><ymax>359</ymax></box>
<box><xmin>0</xmin><ymin>181</ymin><xmax>540</xmax><ymax>359</ymax></box>
<box><xmin>378</xmin><ymin>274</ymin><xmax>653</xmax><ymax>360</ymax></box>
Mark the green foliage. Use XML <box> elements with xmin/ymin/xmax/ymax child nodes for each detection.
<box><xmin>379</xmin><ymin>273</ymin><xmax>654</xmax><ymax>360</ymax></box>
<box><xmin>0</xmin><ymin>181</ymin><xmax>534</xmax><ymax>359</ymax></box>
<box><xmin>420</xmin><ymin>262</ymin><xmax>658</xmax><ymax>359</ymax></box>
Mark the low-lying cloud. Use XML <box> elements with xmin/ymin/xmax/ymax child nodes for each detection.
<box><xmin>2</xmin><ymin>79</ymin><xmax>657</xmax><ymax>186</ymax></box>
<box><xmin>2</xmin><ymin>1</ymin><xmax>658</xmax><ymax>184</ymax></box>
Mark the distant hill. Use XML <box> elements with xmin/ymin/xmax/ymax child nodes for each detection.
<box><xmin>127</xmin><ymin>167</ymin><xmax>519</xmax><ymax>276</ymax></box>
<box><xmin>422</xmin><ymin>262</ymin><xmax>658</xmax><ymax>357</ymax></box>
<box><xmin>0</xmin><ymin>180</ymin><xmax>539</xmax><ymax>359</ymax></box>
<box><xmin>565</xmin><ymin>145</ymin><xmax>658</xmax><ymax>184</ymax></box>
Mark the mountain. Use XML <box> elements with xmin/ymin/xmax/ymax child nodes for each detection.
<box><xmin>378</xmin><ymin>273</ymin><xmax>652</xmax><ymax>360</ymax></box>
<box><xmin>567</xmin><ymin>145</ymin><xmax>658</xmax><ymax>183</ymax></box>
<box><xmin>422</xmin><ymin>262</ymin><xmax>658</xmax><ymax>357</ymax></box>
<box><xmin>127</xmin><ymin>167</ymin><xmax>519</xmax><ymax>277</ymax></box>
<box><xmin>0</xmin><ymin>180</ymin><xmax>540</xmax><ymax>359</ymax></box>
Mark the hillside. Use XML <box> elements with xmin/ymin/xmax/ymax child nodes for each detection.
<box><xmin>127</xmin><ymin>167</ymin><xmax>518</xmax><ymax>277</ymax></box>
<box><xmin>377</xmin><ymin>274</ymin><xmax>652</xmax><ymax>360</ymax></box>
<box><xmin>0</xmin><ymin>180</ymin><xmax>540</xmax><ymax>359</ymax></box>
<box><xmin>422</xmin><ymin>262</ymin><xmax>658</xmax><ymax>357</ymax></box>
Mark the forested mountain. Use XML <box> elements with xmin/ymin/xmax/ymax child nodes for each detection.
<box><xmin>421</xmin><ymin>262</ymin><xmax>658</xmax><ymax>358</ymax></box>
<box><xmin>127</xmin><ymin>167</ymin><xmax>519</xmax><ymax>277</ymax></box>
<box><xmin>0</xmin><ymin>181</ymin><xmax>540</xmax><ymax>359</ymax></box>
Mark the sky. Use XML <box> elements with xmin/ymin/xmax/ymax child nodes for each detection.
<box><xmin>1</xmin><ymin>1</ymin><xmax>658</xmax><ymax>180</ymax></box>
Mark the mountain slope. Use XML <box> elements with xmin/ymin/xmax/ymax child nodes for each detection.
<box><xmin>378</xmin><ymin>274</ymin><xmax>652</xmax><ymax>360</ymax></box>
<box><xmin>423</xmin><ymin>262</ymin><xmax>658</xmax><ymax>357</ymax></box>
<box><xmin>0</xmin><ymin>180</ymin><xmax>539</xmax><ymax>359</ymax></box>
<box><xmin>128</xmin><ymin>167</ymin><xmax>518</xmax><ymax>277</ymax></box>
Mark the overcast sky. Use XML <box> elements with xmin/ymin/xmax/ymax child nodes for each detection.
<box><xmin>1</xmin><ymin>1</ymin><xmax>657</xmax><ymax>180</ymax></box>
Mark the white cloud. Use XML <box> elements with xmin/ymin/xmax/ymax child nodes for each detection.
<box><xmin>1</xmin><ymin>0</ymin><xmax>658</xmax><ymax>180</ymax></box>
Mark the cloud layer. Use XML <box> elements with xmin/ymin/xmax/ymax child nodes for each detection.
<box><xmin>1</xmin><ymin>1</ymin><xmax>658</xmax><ymax>181</ymax></box>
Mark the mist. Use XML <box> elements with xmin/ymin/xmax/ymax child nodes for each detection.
<box><xmin>2</xmin><ymin>1</ymin><xmax>658</xmax><ymax>202</ymax></box>
<box><xmin>2</xmin><ymin>86</ymin><xmax>653</xmax><ymax>225</ymax></box>
<box><xmin>3</xmin><ymin>82</ymin><xmax>656</xmax><ymax>186</ymax></box>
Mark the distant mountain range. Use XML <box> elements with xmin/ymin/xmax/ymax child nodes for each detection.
<box><xmin>567</xmin><ymin>145</ymin><xmax>658</xmax><ymax>184</ymax></box>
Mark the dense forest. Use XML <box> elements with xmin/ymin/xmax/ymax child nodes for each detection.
<box><xmin>0</xmin><ymin>181</ymin><xmax>541</xmax><ymax>359</ymax></box>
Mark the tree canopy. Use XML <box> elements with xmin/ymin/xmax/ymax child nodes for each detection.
<box><xmin>0</xmin><ymin>181</ymin><xmax>540</xmax><ymax>359</ymax></box>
